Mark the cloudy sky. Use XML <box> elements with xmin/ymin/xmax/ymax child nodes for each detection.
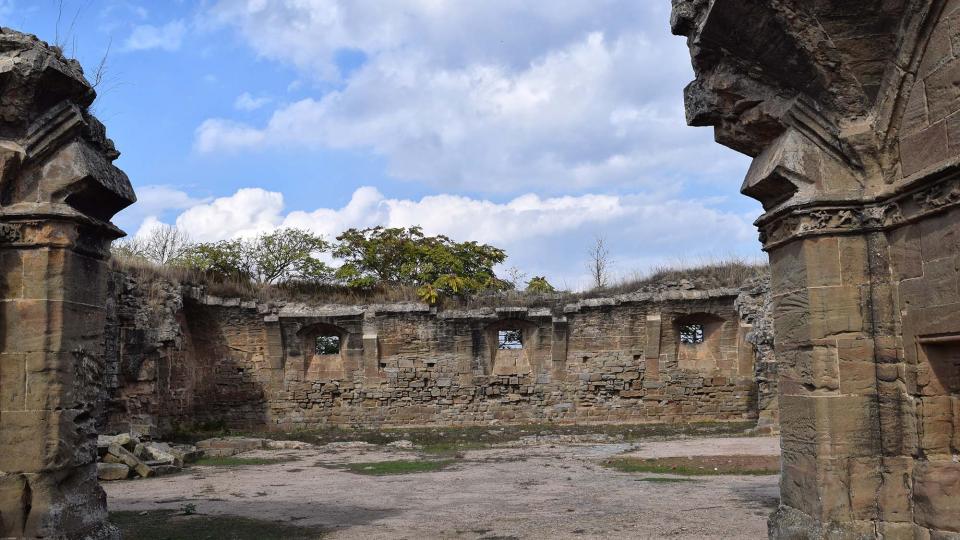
<box><xmin>10</xmin><ymin>0</ymin><xmax>761</xmax><ymax>289</ymax></box>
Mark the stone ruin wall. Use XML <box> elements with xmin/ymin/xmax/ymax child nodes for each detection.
<box><xmin>99</xmin><ymin>271</ymin><xmax>776</xmax><ymax>436</ymax></box>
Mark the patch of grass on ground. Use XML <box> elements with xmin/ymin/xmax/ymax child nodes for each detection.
<box><xmin>169</xmin><ymin>420</ymin><xmax>757</xmax><ymax>449</ymax></box>
<box><xmin>603</xmin><ymin>455</ymin><xmax>780</xmax><ymax>476</ymax></box>
<box><xmin>635</xmin><ymin>477</ymin><xmax>699</xmax><ymax>483</ymax></box>
<box><xmin>193</xmin><ymin>456</ymin><xmax>294</xmax><ymax>467</ymax></box>
<box><xmin>110</xmin><ymin>510</ymin><xmax>325</xmax><ymax>539</ymax></box>
<box><xmin>343</xmin><ymin>459</ymin><xmax>455</xmax><ymax>475</ymax></box>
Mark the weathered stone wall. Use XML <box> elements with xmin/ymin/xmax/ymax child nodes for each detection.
<box><xmin>672</xmin><ymin>1</ymin><xmax>960</xmax><ymax>537</ymax></box>
<box><xmin>0</xmin><ymin>29</ymin><xmax>135</xmax><ymax>539</ymax></box>
<box><xmin>102</xmin><ymin>273</ymin><xmax>774</xmax><ymax>434</ymax></box>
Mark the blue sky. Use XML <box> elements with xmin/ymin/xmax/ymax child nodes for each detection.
<box><xmin>7</xmin><ymin>0</ymin><xmax>762</xmax><ymax>289</ymax></box>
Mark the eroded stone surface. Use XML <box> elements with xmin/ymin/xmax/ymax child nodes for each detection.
<box><xmin>98</xmin><ymin>271</ymin><xmax>773</xmax><ymax>433</ymax></box>
<box><xmin>0</xmin><ymin>27</ymin><xmax>134</xmax><ymax>539</ymax></box>
<box><xmin>672</xmin><ymin>1</ymin><xmax>960</xmax><ymax>537</ymax></box>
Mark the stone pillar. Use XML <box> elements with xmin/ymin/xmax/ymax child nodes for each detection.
<box><xmin>643</xmin><ymin>313</ymin><xmax>661</xmax><ymax>381</ymax></box>
<box><xmin>672</xmin><ymin>1</ymin><xmax>960</xmax><ymax>537</ymax></box>
<box><xmin>0</xmin><ymin>29</ymin><xmax>135</xmax><ymax>538</ymax></box>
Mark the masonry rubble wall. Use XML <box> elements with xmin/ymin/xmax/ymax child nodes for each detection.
<box><xmin>100</xmin><ymin>272</ymin><xmax>775</xmax><ymax>434</ymax></box>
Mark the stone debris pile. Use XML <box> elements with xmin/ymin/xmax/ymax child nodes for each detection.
<box><xmin>96</xmin><ymin>433</ymin><xmax>202</xmax><ymax>481</ymax></box>
<box><xmin>195</xmin><ymin>436</ymin><xmax>313</xmax><ymax>457</ymax></box>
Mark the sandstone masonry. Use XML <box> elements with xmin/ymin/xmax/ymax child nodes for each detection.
<box><xmin>0</xmin><ymin>29</ymin><xmax>135</xmax><ymax>539</ymax></box>
<box><xmin>673</xmin><ymin>1</ymin><xmax>960</xmax><ymax>537</ymax></box>
<box><xmin>100</xmin><ymin>273</ymin><xmax>774</xmax><ymax>434</ymax></box>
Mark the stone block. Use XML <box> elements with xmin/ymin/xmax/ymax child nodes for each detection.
<box><xmin>0</xmin><ymin>409</ymin><xmax>90</xmax><ymax>473</ymax></box>
<box><xmin>20</xmin><ymin>249</ymin><xmax>107</xmax><ymax>306</ymax></box>
<box><xmin>0</xmin><ymin>299</ymin><xmax>105</xmax><ymax>354</ymax></box>
<box><xmin>20</xmin><ymin>465</ymin><xmax>115</xmax><ymax>539</ymax></box>
<box><xmin>0</xmin><ymin>352</ymin><xmax>26</xmax><ymax>411</ymax></box>
<box><xmin>0</xmin><ymin>473</ymin><xmax>28</xmax><ymax>535</ymax></box>
<box><xmin>920</xmin><ymin>211</ymin><xmax>960</xmax><ymax>263</ymax></box>
<box><xmin>838</xmin><ymin>236</ymin><xmax>869</xmax><ymax>287</ymax></box>
<box><xmin>925</xmin><ymin>53</ymin><xmax>960</xmax><ymax>120</ymax></box>
<box><xmin>769</xmin><ymin>241</ymin><xmax>806</xmax><ymax>294</ymax></box>
<box><xmin>947</xmin><ymin>109</ymin><xmax>960</xmax><ymax>155</ymax></box>
<box><xmin>888</xmin><ymin>226</ymin><xmax>923</xmax><ymax>281</ymax></box>
<box><xmin>803</xmin><ymin>237</ymin><xmax>842</xmax><ymax>288</ymax></box>
<box><xmin>0</xmin><ymin>250</ymin><xmax>23</xmax><ymax>300</ymax></box>
<box><xmin>837</xmin><ymin>342</ymin><xmax>878</xmax><ymax>395</ymax></box>
<box><xmin>772</xmin><ymin>290</ymin><xmax>811</xmax><ymax>346</ymax></box>
<box><xmin>877</xmin><ymin>456</ymin><xmax>914</xmax><ymax>523</ymax></box>
<box><xmin>779</xmin><ymin>394</ymin><xmax>879</xmax><ymax>459</ymax></box>
<box><xmin>902</xmin><ymin>79</ymin><xmax>929</xmax><ymax>135</ymax></box>
<box><xmin>913</xmin><ymin>460</ymin><xmax>960</xmax><ymax>532</ymax></box>
<box><xmin>807</xmin><ymin>286</ymin><xmax>864</xmax><ymax>340</ymax></box>
<box><xmin>96</xmin><ymin>463</ymin><xmax>129</xmax><ymax>481</ymax></box>
<box><xmin>919</xmin><ymin>396</ymin><xmax>955</xmax><ymax>456</ymax></box>
<box><xmin>900</xmin><ymin>121</ymin><xmax>949</xmax><ymax>177</ymax></box>
<box><xmin>778</xmin><ymin>450</ymin><xmax>822</xmax><ymax>519</ymax></box>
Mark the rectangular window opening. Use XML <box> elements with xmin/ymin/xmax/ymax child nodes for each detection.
<box><xmin>920</xmin><ymin>340</ymin><xmax>960</xmax><ymax>395</ymax></box>
<box><xmin>315</xmin><ymin>335</ymin><xmax>341</xmax><ymax>355</ymax></box>
<box><xmin>679</xmin><ymin>324</ymin><xmax>705</xmax><ymax>345</ymax></box>
<box><xmin>498</xmin><ymin>329</ymin><xmax>523</xmax><ymax>350</ymax></box>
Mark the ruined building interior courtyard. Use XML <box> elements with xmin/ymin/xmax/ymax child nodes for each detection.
<box><xmin>3</xmin><ymin>0</ymin><xmax>960</xmax><ymax>538</ymax></box>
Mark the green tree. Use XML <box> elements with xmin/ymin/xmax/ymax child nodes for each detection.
<box><xmin>176</xmin><ymin>240</ymin><xmax>247</xmax><ymax>281</ymax></box>
<box><xmin>177</xmin><ymin>228</ymin><xmax>331</xmax><ymax>285</ymax></box>
<box><xmin>245</xmin><ymin>228</ymin><xmax>332</xmax><ymax>284</ymax></box>
<box><xmin>334</xmin><ymin>226</ymin><xmax>509</xmax><ymax>301</ymax></box>
<box><xmin>526</xmin><ymin>276</ymin><xmax>555</xmax><ymax>293</ymax></box>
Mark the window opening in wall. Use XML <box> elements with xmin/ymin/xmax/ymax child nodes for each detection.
<box><xmin>679</xmin><ymin>324</ymin><xmax>705</xmax><ymax>344</ymax></box>
<box><xmin>315</xmin><ymin>335</ymin><xmax>341</xmax><ymax>355</ymax></box>
<box><xmin>919</xmin><ymin>337</ymin><xmax>960</xmax><ymax>395</ymax></box>
<box><xmin>498</xmin><ymin>329</ymin><xmax>523</xmax><ymax>349</ymax></box>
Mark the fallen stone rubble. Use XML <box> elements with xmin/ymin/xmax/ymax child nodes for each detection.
<box><xmin>96</xmin><ymin>433</ymin><xmax>202</xmax><ymax>481</ymax></box>
<box><xmin>195</xmin><ymin>436</ymin><xmax>313</xmax><ymax>457</ymax></box>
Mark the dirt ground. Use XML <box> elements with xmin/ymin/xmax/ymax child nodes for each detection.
<box><xmin>105</xmin><ymin>434</ymin><xmax>781</xmax><ymax>539</ymax></box>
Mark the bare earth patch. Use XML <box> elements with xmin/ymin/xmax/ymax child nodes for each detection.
<box><xmin>105</xmin><ymin>434</ymin><xmax>780</xmax><ymax>539</ymax></box>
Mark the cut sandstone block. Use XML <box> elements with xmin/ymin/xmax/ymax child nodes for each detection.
<box><xmin>96</xmin><ymin>463</ymin><xmax>129</xmax><ymax>481</ymax></box>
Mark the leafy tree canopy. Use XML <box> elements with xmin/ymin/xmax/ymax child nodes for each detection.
<box><xmin>177</xmin><ymin>228</ymin><xmax>332</xmax><ymax>285</ymax></box>
<box><xmin>526</xmin><ymin>276</ymin><xmax>556</xmax><ymax>293</ymax></box>
<box><xmin>333</xmin><ymin>226</ymin><xmax>509</xmax><ymax>302</ymax></box>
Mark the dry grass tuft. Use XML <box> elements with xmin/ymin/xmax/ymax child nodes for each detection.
<box><xmin>111</xmin><ymin>255</ymin><xmax>768</xmax><ymax>307</ymax></box>
<box><xmin>590</xmin><ymin>257</ymin><xmax>769</xmax><ymax>296</ymax></box>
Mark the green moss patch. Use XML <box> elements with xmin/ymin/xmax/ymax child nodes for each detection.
<box><xmin>634</xmin><ymin>477</ymin><xmax>699</xmax><ymax>483</ymax></box>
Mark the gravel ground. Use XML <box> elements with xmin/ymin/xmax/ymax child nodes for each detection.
<box><xmin>105</xmin><ymin>435</ymin><xmax>781</xmax><ymax>540</ymax></box>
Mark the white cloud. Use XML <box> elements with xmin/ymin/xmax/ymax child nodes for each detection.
<box><xmin>159</xmin><ymin>186</ymin><xmax>758</xmax><ymax>289</ymax></box>
<box><xmin>175</xmin><ymin>187</ymin><xmax>284</xmax><ymax>241</ymax></box>
<box><xmin>195</xmin><ymin>119</ymin><xmax>265</xmax><ymax>152</ymax></box>
<box><xmin>234</xmin><ymin>92</ymin><xmax>271</xmax><ymax>111</ymax></box>
<box><xmin>123</xmin><ymin>20</ymin><xmax>186</xmax><ymax>52</ymax></box>
<box><xmin>195</xmin><ymin>1</ymin><xmax>748</xmax><ymax>193</ymax></box>
<box><xmin>113</xmin><ymin>184</ymin><xmax>210</xmax><ymax>236</ymax></box>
